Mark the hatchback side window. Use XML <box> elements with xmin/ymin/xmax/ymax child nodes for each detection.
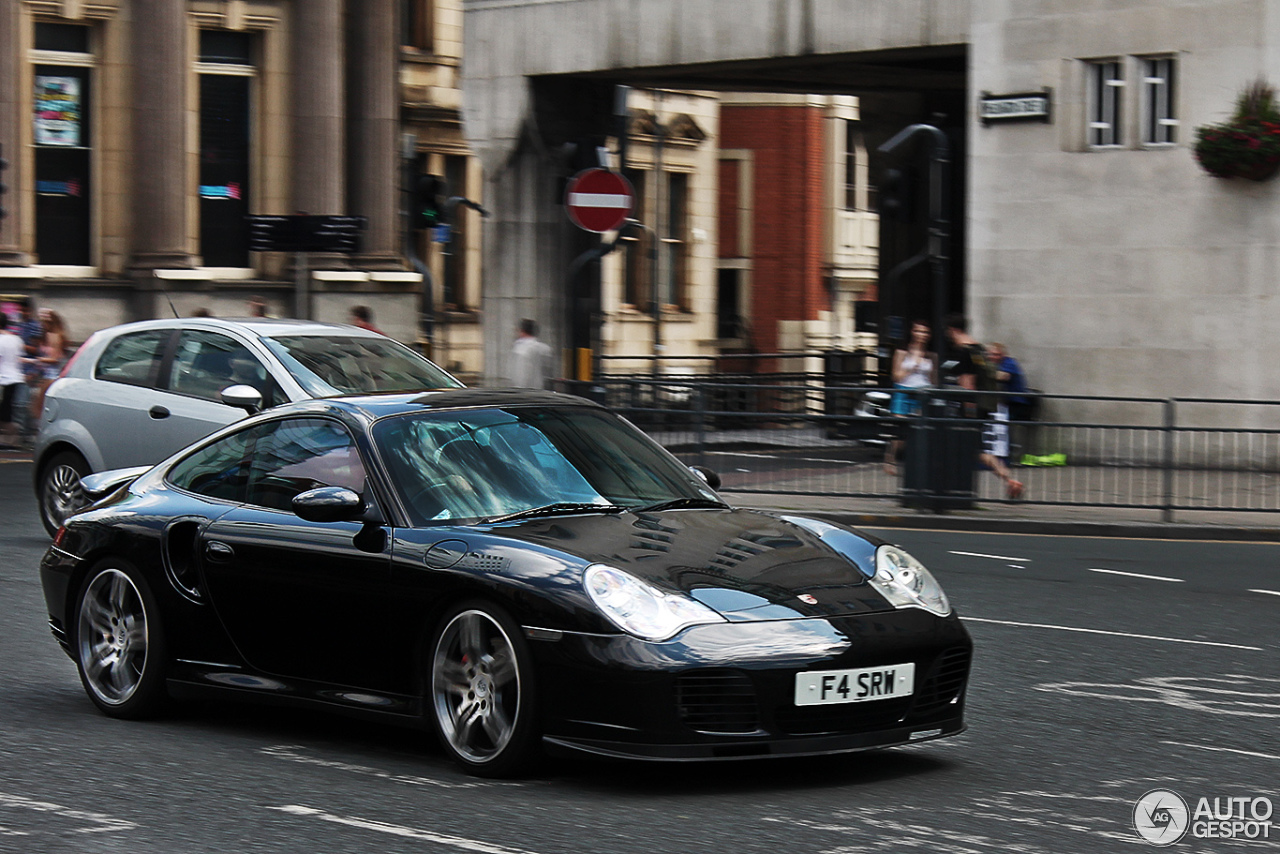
<box><xmin>167</xmin><ymin>423</ymin><xmax>269</xmax><ymax>503</ymax></box>
<box><xmin>93</xmin><ymin>330</ymin><xmax>170</xmax><ymax>387</ymax></box>
<box><xmin>246</xmin><ymin>418</ymin><xmax>366</xmax><ymax>513</ymax></box>
<box><xmin>168</xmin><ymin>330</ymin><xmax>286</xmax><ymax>407</ymax></box>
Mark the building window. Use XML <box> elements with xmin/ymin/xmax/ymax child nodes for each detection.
<box><xmin>622</xmin><ymin>168</ymin><xmax>648</xmax><ymax>308</ymax></box>
<box><xmin>717</xmin><ymin>268</ymin><xmax>745</xmax><ymax>340</ymax></box>
<box><xmin>198</xmin><ymin>31</ymin><xmax>255</xmax><ymax>267</ymax></box>
<box><xmin>1142</xmin><ymin>57</ymin><xmax>1177</xmax><ymax>145</ymax></box>
<box><xmin>403</xmin><ymin>0</ymin><xmax>435</xmax><ymax>52</ymax></box>
<box><xmin>844</xmin><ymin>121</ymin><xmax>858</xmax><ymax>210</ymax></box>
<box><xmin>663</xmin><ymin>172</ymin><xmax>688</xmax><ymax>309</ymax></box>
<box><xmin>33</xmin><ymin>23</ymin><xmax>94</xmax><ymax>266</ymax></box>
<box><xmin>1088</xmin><ymin>60</ymin><xmax>1124</xmax><ymax>147</ymax></box>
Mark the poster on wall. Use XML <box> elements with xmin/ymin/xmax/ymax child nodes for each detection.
<box><xmin>34</xmin><ymin>76</ymin><xmax>82</xmax><ymax>147</ymax></box>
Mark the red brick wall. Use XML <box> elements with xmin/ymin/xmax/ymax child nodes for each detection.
<box><xmin>721</xmin><ymin>104</ymin><xmax>829</xmax><ymax>355</ymax></box>
<box><xmin>718</xmin><ymin>159</ymin><xmax>740</xmax><ymax>260</ymax></box>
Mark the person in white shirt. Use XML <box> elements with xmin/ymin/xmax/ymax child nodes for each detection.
<box><xmin>511</xmin><ymin>318</ymin><xmax>553</xmax><ymax>390</ymax></box>
<box><xmin>0</xmin><ymin>312</ymin><xmax>27</xmax><ymax>448</ymax></box>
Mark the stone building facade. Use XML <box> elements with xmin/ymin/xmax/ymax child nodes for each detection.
<box><xmin>0</xmin><ymin>0</ymin><xmax>481</xmax><ymax>352</ymax></box>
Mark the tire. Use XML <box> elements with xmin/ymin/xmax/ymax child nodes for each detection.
<box><xmin>39</xmin><ymin>450</ymin><xmax>90</xmax><ymax>537</ymax></box>
<box><xmin>429</xmin><ymin>600</ymin><xmax>539</xmax><ymax>777</ymax></box>
<box><xmin>72</xmin><ymin>561</ymin><xmax>169</xmax><ymax>719</ymax></box>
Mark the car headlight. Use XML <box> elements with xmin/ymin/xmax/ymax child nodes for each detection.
<box><xmin>870</xmin><ymin>545</ymin><xmax>952</xmax><ymax>617</ymax></box>
<box><xmin>584</xmin><ymin>565</ymin><xmax>725</xmax><ymax>641</ymax></box>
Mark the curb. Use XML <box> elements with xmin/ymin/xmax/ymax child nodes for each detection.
<box><xmin>800</xmin><ymin>511</ymin><xmax>1280</xmax><ymax>542</ymax></box>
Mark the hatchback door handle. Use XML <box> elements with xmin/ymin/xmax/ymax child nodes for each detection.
<box><xmin>204</xmin><ymin>541</ymin><xmax>234</xmax><ymax>562</ymax></box>
<box><xmin>149</xmin><ymin>406</ymin><xmax>170</xmax><ymax>420</ymax></box>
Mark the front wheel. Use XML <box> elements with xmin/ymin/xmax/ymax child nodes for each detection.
<box><xmin>73</xmin><ymin>561</ymin><xmax>169</xmax><ymax>719</ymax></box>
<box><xmin>429</xmin><ymin>601</ymin><xmax>539</xmax><ymax>777</ymax></box>
<box><xmin>39</xmin><ymin>450</ymin><xmax>89</xmax><ymax>536</ymax></box>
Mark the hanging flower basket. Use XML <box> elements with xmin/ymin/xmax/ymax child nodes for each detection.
<box><xmin>1193</xmin><ymin>79</ymin><xmax>1280</xmax><ymax>181</ymax></box>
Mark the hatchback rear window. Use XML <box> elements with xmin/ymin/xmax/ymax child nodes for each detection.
<box><xmin>262</xmin><ymin>335</ymin><xmax>462</xmax><ymax>396</ymax></box>
<box><xmin>94</xmin><ymin>329</ymin><xmax>169</xmax><ymax>388</ymax></box>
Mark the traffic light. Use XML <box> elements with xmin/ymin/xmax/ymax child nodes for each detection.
<box><xmin>413</xmin><ymin>174</ymin><xmax>447</xmax><ymax>230</ymax></box>
<box><xmin>0</xmin><ymin>146</ymin><xmax>8</xmax><ymax>222</ymax></box>
<box><xmin>878</xmin><ymin>167</ymin><xmax>913</xmax><ymax>222</ymax></box>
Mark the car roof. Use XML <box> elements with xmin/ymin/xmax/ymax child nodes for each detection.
<box><xmin>91</xmin><ymin>317</ymin><xmax>386</xmax><ymax>340</ymax></box>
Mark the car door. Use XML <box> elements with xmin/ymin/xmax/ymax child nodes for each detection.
<box><xmin>73</xmin><ymin>327</ymin><xmax>196</xmax><ymax>470</ymax></box>
<box><xmin>198</xmin><ymin>416</ymin><xmax>402</xmax><ymax>691</ymax></box>
<box><xmin>159</xmin><ymin>329</ymin><xmax>289</xmax><ymax>450</ymax></box>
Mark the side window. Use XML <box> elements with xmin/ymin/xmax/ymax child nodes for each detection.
<box><xmin>246</xmin><ymin>418</ymin><xmax>366</xmax><ymax>513</ymax></box>
<box><xmin>166</xmin><ymin>423</ymin><xmax>268</xmax><ymax>502</ymax></box>
<box><xmin>168</xmin><ymin>330</ymin><xmax>286</xmax><ymax>406</ymax></box>
<box><xmin>93</xmin><ymin>330</ymin><xmax>169</xmax><ymax>388</ymax></box>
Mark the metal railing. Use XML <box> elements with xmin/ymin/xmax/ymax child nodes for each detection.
<box><xmin>584</xmin><ymin>378</ymin><xmax>1280</xmax><ymax>520</ymax></box>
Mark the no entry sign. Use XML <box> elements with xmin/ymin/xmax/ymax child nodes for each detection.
<box><xmin>565</xmin><ymin>168</ymin><xmax>634</xmax><ymax>233</ymax></box>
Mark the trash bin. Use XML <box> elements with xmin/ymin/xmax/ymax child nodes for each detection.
<box><xmin>901</xmin><ymin>398</ymin><xmax>981</xmax><ymax>511</ymax></box>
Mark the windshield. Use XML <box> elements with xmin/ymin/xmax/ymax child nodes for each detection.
<box><xmin>263</xmin><ymin>335</ymin><xmax>462</xmax><ymax>396</ymax></box>
<box><xmin>373</xmin><ymin>406</ymin><xmax>721</xmax><ymax>525</ymax></box>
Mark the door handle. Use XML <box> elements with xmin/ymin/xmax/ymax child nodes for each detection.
<box><xmin>149</xmin><ymin>406</ymin><xmax>170</xmax><ymax>420</ymax></box>
<box><xmin>204</xmin><ymin>541</ymin><xmax>234</xmax><ymax>562</ymax></box>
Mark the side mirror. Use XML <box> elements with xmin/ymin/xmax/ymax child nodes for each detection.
<box><xmin>690</xmin><ymin>465</ymin><xmax>721</xmax><ymax>491</ymax></box>
<box><xmin>292</xmin><ymin>487</ymin><xmax>365</xmax><ymax>523</ymax></box>
<box><xmin>220</xmin><ymin>384</ymin><xmax>263</xmax><ymax>415</ymax></box>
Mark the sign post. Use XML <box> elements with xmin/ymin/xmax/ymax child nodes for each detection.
<box><xmin>564</xmin><ymin>168</ymin><xmax>634</xmax><ymax>233</ymax></box>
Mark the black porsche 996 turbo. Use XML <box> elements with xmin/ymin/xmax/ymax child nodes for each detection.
<box><xmin>40</xmin><ymin>389</ymin><xmax>971</xmax><ymax>776</ymax></box>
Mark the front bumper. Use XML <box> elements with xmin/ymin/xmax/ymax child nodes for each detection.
<box><xmin>530</xmin><ymin>608</ymin><xmax>972</xmax><ymax>761</ymax></box>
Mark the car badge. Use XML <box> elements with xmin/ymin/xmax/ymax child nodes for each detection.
<box><xmin>797</xmin><ymin>594</ymin><xmax>818</xmax><ymax>605</ymax></box>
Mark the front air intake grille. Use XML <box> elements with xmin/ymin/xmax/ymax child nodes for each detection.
<box><xmin>48</xmin><ymin>618</ymin><xmax>71</xmax><ymax>656</ymax></box>
<box><xmin>675</xmin><ymin>670</ymin><xmax>762</xmax><ymax>734</ymax></box>
<box><xmin>774</xmin><ymin>697</ymin><xmax>912</xmax><ymax>736</ymax></box>
<box><xmin>911</xmin><ymin>647</ymin><xmax>971</xmax><ymax>717</ymax></box>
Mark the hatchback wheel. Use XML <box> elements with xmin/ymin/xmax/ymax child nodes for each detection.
<box><xmin>73</xmin><ymin>562</ymin><xmax>168</xmax><ymax>718</ymax></box>
<box><xmin>429</xmin><ymin>601</ymin><xmax>538</xmax><ymax>776</ymax></box>
<box><xmin>39</xmin><ymin>450</ymin><xmax>89</xmax><ymax>536</ymax></box>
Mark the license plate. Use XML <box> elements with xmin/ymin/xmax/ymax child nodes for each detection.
<box><xmin>794</xmin><ymin>663</ymin><xmax>916</xmax><ymax>706</ymax></box>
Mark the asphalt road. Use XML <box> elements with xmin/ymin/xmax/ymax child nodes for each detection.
<box><xmin>1</xmin><ymin>458</ymin><xmax>1277</xmax><ymax>853</ymax></box>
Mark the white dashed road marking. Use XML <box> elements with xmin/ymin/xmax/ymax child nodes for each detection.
<box><xmin>269</xmin><ymin>805</ymin><xmax>546</xmax><ymax>854</ymax></box>
<box><xmin>1161</xmin><ymin>741</ymin><xmax>1280</xmax><ymax>761</ymax></box>
<box><xmin>964</xmin><ymin>617</ymin><xmax>1263</xmax><ymax>650</ymax></box>
<box><xmin>0</xmin><ymin>792</ymin><xmax>138</xmax><ymax>834</ymax></box>
<box><xmin>1250</xmin><ymin>589</ymin><xmax>1280</xmax><ymax>598</ymax></box>
<box><xmin>1087</xmin><ymin>567</ymin><xmax>1184</xmax><ymax>583</ymax></box>
<box><xmin>949</xmin><ymin>550</ymin><xmax>1031</xmax><ymax>563</ymax></box>
<box><xmin>259</xmin><ymin>745</ymin><xmax>503</xmax><ymax>789</ymax></box>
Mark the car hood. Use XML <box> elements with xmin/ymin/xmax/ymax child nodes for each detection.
<box><xmin>485</xmin><ymin>508</ymin><xmax>894</xmax><ymax>621</ymax></box>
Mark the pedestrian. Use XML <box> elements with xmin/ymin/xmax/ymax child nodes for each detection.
<box><xmin>987</xmin><ymin>342</ymin><xmax>1031</xmax><ymax>421</ymax></box>
<box><xmin>33</xmin><ymin>309</ymin><xmax>69</xmax><ymax>420</ymax></box>
<box><xmin>192</xmin><ymin>307</ymin><xmax>213</xmax><ymax>317</ymax></box>
<box><xmin>247</xmin><ymin>295</ymin><xmax>272</xmax><ymax>318</ymax></box>
<box><xmin>349</xmin><ymin>305</ymin><xmax>384</xmax><ymax>335</ymax></box>
<box><xmin>943</xmin><ymin>314</ymin><xmax>1023</xmax><ymax>499</ymax></box>
<box><xmin>0</xmin><ymin>312</ymin><xmax>25</xmax><ymax>449</ymax></box>
<box><xmin>511</xmin><ymin>318</ymin><xmax>552</xmax><ymax>389</ymax></box>
<box><xmin>16</xmin><ymin>297</ymin><xmax>43</xmax><ymax>443</ymax></box>
<box><xmin>884</xmin><ymin>319</ymin><xmax>936</xmax><ymax>475</ymax></box>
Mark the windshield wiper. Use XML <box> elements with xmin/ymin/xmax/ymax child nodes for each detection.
<box><xmin>484</xmin><ymin>502</ymin><xmax>629</xmax><ymax>524</ymax></box>
<box><xmin>634</xmin><ymin>497</ymin><xmax>729</xmax><ymax>513</ymax></box>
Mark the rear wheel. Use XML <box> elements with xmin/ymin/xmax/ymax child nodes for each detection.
<box><xmin>39</xmin><ymin>450</ymin><xmax>89</xmax><ymax>536</ymax></box>
<box><xmin>73</xmin><ymin>561</ymin><xmax>168</xmax><ymax>718</ymax></box>
<box><xmin>429</xmin><ymin>601</ymin><xmax>539</xmax><ymax>777</ymax></box>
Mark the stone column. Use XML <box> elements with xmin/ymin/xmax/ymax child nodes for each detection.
<box><xmin>292</xmin><ymin>0</ymin><xmax>345</xmax><ymax>243</ymax></box>
<box><xmin>347</xmin><ymin>0</ymin><xmax>401</xmax><ymax>269</ymax></box>
<box><xmin>129</xmin><ymin>0</ymin><xmax>194</xmax><ymax>270</ymax></box>
<box><xmin>0</xmin><ymin>0</ymin><xmax>27</xmax><ymax>265</ymax></box>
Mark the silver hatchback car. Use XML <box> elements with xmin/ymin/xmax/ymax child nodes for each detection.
<box><xmin>34</xmin><ymin>317</ymin><xmax>461</xmax><ymax>534</ymax></box>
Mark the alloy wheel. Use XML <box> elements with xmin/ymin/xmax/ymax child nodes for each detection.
<box><xmin>77</xmin><ymin>568</ymin><xmax>150</xmax><ymax>706</ymax></box>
